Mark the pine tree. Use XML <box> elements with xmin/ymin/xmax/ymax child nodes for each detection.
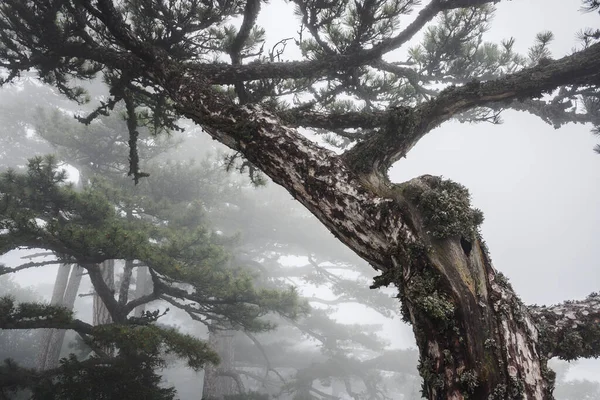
<box><xmin>2</xmin><ymin>1</ymin><xmax>600</xmax><ymax>398</ymax></box>
<box><xmin>0</xmin><ymin>152</ymin><xmax>303</xmax><ymax>398</ymax></box>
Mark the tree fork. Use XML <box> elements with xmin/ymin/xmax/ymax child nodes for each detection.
<box><xmin>372</xmin><ymin>176</ymin><xmax>552</xmax><ymax>399</ymax></box>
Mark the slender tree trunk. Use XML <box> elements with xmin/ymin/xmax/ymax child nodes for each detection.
<box><xmin>35</xmin><ymin>264</ymin><xmax>71</xmax><ymax>370</ymax></box>
<box><xmin>93</xmin><ymin>260</ymin><xmax>115</xmax><ymax>326</ymax></box>
<box><xmin>133</xmin><ymin>266</ymin><xmax>151</xmax><ymax>318</ymax></box>
<box><xmin>202</xmin><ymin>326</ymin><xmax>237</xmax><ymax>400</ymax></box>
<box><xmin>36</xmin><ymin>264</ymin><xmax>84</xmax><ymax>369</ymax></box>
<box><xmin>92</xmin><ymin>260</ymin><xmax>115</xmax><ymax>357</ymax></box>
<box><xmin>44</xmin><ymin>265</ymin><xmax>84</xmax><ymax>369</ymax></box>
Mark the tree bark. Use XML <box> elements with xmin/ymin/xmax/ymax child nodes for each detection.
<box><xmin>202</xmin><ymin>326</ymin><xmax>237</xmax><ymax>400</ymax></box>
<box><xmin>36</xmin><ymin>264</ymin><xmax>84</xmax><ymax>370</ymax></box>
<box><xmin>385</xmin><ymin>176</ymin><xmax>550</xmax><ymax>399</ymax></box>
<box><xmin>133</xmin><ymin>265</ymin><xmax>151</xmax><ymax>318</ymax></box>
<box><xmin>44</xmin><ymin>264</ymin><xmax>84</xmax><ymax>369</ymax></box>
<box><xmin>35</xmin><ymin>264</ymin><xmax>71</xmax><ymax>370</ymax></box>
<box><xmin>93</xmin><ymin>260</ymin><xmax>115</xmax><ymax>326</ymax></box>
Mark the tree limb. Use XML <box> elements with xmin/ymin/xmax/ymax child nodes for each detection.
<box><xmin>529</xmin><ymin>293</ymin><xmax>600</xmax><ymax>360</ymax></box>
<box><xmin>344</xmin><ymin>41</ymin><xmax>600</xmax><ymax>176</ymax></box>
<box><xmin>83</xmin><ymin>263</ymin><xmax>124</xmax><ymax>323</ymax></box>
<box><xmin>0</xmin><ymin>260</ymin><xmax>60</xmax><ymax>275</ymax></box>
<box><xmin>0</xmin><ymin>318</ymin><xmax>94</xmax><ymax>335</ymax></box>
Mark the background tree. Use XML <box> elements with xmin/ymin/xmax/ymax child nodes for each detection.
<box><xmin>1</xmin><ymin>1</ymin><xmax>600</xmax><ymax>398</ymax></box>
<box><xmin>0</xmin><ymin>138</ymin><xmax>302</xmax><ymax>398</ymax></box>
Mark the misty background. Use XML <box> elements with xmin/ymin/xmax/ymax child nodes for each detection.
<box><xmin>1</xmin><ymin>0</ymin><xmax>599</xmax><ymax>399</ymax></box>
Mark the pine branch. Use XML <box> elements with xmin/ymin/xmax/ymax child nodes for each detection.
<box><xmin>343</xmin><ymin>41</ymin><xmax>600</xmax><ymax>175</ymax></box>
<box><xmin>228</xmin><ymin>0</ymin><xmax>261</xmax><ymax>103</ymax></box>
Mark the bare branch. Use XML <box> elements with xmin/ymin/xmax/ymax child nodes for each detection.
<box><xmin>0</xmin><ymin>260</ymin><xmax>60</xmax><ymax>275</ymax></box>
<box><xmin>244</xmin><ymin>331</ymin><xmax>287</xmax><ymax>384</ymax></box>
<box><xmin>123</xmin><ymin>289</ymin><xmax>159</xmax><ymax>315</ymax></box>
<box><xmin>216</xmin><ymin>370</ymin><xmax>246</xmax><ymax>393</ymax></box>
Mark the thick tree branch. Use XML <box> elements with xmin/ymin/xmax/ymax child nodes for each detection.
<box><xmin>84</xmin><ymin>263</ymin><xmax>124</xmax><ymax>323</ymax></box>
<box><xmin>123</xmin><ymin>289</ymin><xmax>159</xmax><ymax>315</ymax></box>
<box><xmin>529</xmin><ymin>293</ymin><xmax>600</xmax><ymax>360</ymax></box>
<box><xmin>344</xmin><ymin>41</ymin><xmax>600</xmax><ymax>176</ymax></box>
<box><xmin>0</xmin><ymin>318</ymin><xmax>94</xmax><ymax>334</ymax></box>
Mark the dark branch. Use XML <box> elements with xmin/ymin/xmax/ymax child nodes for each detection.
<box><xmin>0</xmin><ymin>318</ymin><xmax>93</xmax><ymax>334</ymax></box>
<box><xmin>228</xmin><ymin>0</ymin><xmax>261</xmax><ymax>103</ymax></box>
<box><xmin>0</xmin><ymin>260</ymin><xmax>60</xmax><ymax>275</ymax></box>
<box><xmin>123</xmin><ymin>289</ymin><xmax>159</xmax><ymax>315</ymax></box>
<box><xmin>84</xmin><ymin>263</ymin><xmax>124</xmax><ymax>323</ymax></box>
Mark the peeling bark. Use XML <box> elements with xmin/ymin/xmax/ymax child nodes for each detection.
<box><xmin>530</xmin><ymin>294</ymin><xmax>600</xmax><ymax>361</ymax></box>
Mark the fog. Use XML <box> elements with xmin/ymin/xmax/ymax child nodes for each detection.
<box><xmin>1</xmin><ymin>1</ymin><xmax>599</xmax><ymax>399</ymax></box>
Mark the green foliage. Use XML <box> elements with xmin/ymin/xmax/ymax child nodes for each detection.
<box><xmin>0</xmin><ymin>296</ymin><xmax>73</xmax><ymax>326</ymax></box>
<box><xmin>410</xmin><ymin>176</ymin><xmax>484</xmax><ymax>240</ymax></box>
<box><xmin>91</xmin><ymin>324</ymin><xmax>219</xmax><ymax>370</ymax></box>
<box><xmin>7</xmin><ymin>355</ymin><xmax>176</xmax><ymax>400</ymax></box>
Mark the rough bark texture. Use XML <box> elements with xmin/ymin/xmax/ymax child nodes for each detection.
<box><xmin>202</xmin><ymin>327</ymin><xmax>237</xmax><ymax>400</ymax></box>
<box><xmin>159</xmin><ymin>70</ymin><xmax>588</xmax><ymax>398</ymax></box>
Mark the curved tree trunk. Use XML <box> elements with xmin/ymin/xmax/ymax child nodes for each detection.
<box><xmin>168</xmin><ymin>88</ymin><xmax>557</xmax><ymax>398</ymax></box>
<box><xmin>369</xmin><ymin>176</ymin><xmax>552</xmax><ymax>399</ymax></box>
<box><xmin>202</xmin><ymin>326</ymin><xmax>237</xmax><ymax>400</ymax></box>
